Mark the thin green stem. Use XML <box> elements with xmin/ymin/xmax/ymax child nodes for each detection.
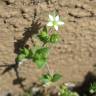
<box><xmin>42</xmin><ymin>27</ymin><xmax>54</xmax><ymax>76</ymax></box>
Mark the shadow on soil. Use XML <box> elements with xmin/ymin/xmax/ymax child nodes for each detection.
<box><xmin>32</xmin><ymin>0</ymin><xmax>51</xmax><ymax>5</ymax></box>
<box><xmin>74</xmin><ymin>72</ymin><xmax>96</xmax><ymax>96</ymax></box>
<box><xmin>14</xmin><ymin>19</ymin><xmax>41</xmax><ymax>54</ymax></box>
<box><xmin>14</xmin><ymin>7</ymin><xmax>41</xmax><ymax>54</ymax></box>
<box><xmin>0</xmin><ymin>17</ymin><xmax>41</xmax><ymax>93</ymax></box>
<box><xmin>0</xmin><ymin>62</ymin><xmax>26</xmax><ymax>91</ymax></box>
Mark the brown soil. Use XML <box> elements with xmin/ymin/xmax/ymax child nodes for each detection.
<box><xmin>0</xmin><ymin>0</ymin><xmax>96</xmax><ymax>95</ymax></box>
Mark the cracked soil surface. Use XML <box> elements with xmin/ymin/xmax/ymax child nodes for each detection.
<box><xmin>0</xmin><ymin>0</ymin><xmax>96</xmax><ymax>95</ymax></box>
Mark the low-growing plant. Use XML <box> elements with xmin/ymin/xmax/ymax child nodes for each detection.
<box><xmin>20</xmin><ymin>85</ymin><xmax>79</xmax><ymax>96</ymax></box>
<box><xmin>16</xmin><ymin>12</ymin><xmax>64</xmax><ymax>87</ymax></box>
<box><xmin>40</xmin><ymin>73</ymin><xmax>62</xmax><ymax>86</ymax></box>
<box><xmin>89</xmin><ymin>82</ymin><xmax>96</xmax><ymax>94</ymax></box>
<box><xmin>59</xmin><ymin>85</ymin><xmax>79</xmax><ymax>96</ymax></box>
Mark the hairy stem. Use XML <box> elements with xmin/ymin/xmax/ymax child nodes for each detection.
<box><xmin>46</xmin><ymin>63</ymin><xmax>53</xmax><ymax>76</ymax></box>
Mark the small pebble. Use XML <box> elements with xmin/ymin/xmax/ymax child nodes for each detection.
<box><xmin>65</xmin><ymin>82</ymin><xmax>76</xmax><ymax>90</ymax></box>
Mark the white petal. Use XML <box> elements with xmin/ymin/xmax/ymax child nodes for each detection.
<box><xmin>55</xmin><ymin>15</ymin><xmax>59</xmax><ymax>22</ymax></box>
<box><xmin>49</xmin><ymin>14</ymin><xmax>54</xmax><ymax>21</ymax></box>
<box><xmin>54</xmin><ymin>25</ymin><xmax>58</xmax><ymax>31</ymax></box>
<box><xmin>58</xmin><ymin>21</ymin><xmax>64</xmax><ymax>25</ymax></box>
<box><xmin>47</xmin><ymin>22</ymin><xmax>53</xmax><ymax>26</ymax></box>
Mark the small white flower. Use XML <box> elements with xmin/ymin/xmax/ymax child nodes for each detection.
<box><xmin>47</xmin><ymin>14</ymin><xmax>64</xmax><ymax>31</ymax></box>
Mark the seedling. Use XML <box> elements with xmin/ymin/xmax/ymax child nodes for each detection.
<box><xmin>89</xmin><ymin>82</ymin><xmax>96</xmax><ymax>94</ymax></box>
<box><xmin>16</xmin><ymin>13</ymin><xmax>64</xmax><ymax>87</ymax></box>
<box><xmin>59</xmin><ymin>85</ymin><xmax>79</xmax><ymax>96</ymax></box>
<box><xmin>40</xmin><ymin>73</ymin><xmax>62</xmax><ymax>86</ymax></box>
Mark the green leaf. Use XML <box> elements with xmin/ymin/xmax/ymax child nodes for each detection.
<box><xmin>40</xmin><ymin>73</ymin><xmax>51</xmax><ymax>84</ymax></box>
<box><xmin>38</xmin><ymin>31</ymin><xmax>50</xmax><ymax>43</ymax></box>
<box><xmin>28</xmin><ymin>49</ymin><xmax>33</xmax><ymax>58</ymax></box>
<box><xmin>52</xmin><ymin>73</ymin><xmax>62</xmax><ymax>82</ymax></box>
<box><xmin>43</xmin><ymin>26</ymin><xmax>48</xmax><ymax>32</ymax></box>
<box><xmin>50</xmin><ymin>33</ymin><xmax>60</xmax><ymax>43</ymax></box>
<box><xmin>16</xmin><ymin>54</ymin><xmax>26</xmax><ymax>62</ymax></box>
<box><xmin>20</xmin><ymin>48</ymin><xmax>29</xmax><ymax>57</ymax></box>
<box><xmin>24</xmin><ymin>48</ymin><xmax>30</xmax><ymax>57</ymax></box>
<box><xmin>29</xmin><ymin>46</ymin><xmax>40</xmax><ymax>59</ymax></box>
<box><xmin>32</xmin><ymin>47</ymin><xmax>49</xmax><ymax>68</ymax></box>
<box><xmin>34</xmin><ymin>58</ymin><xmax>47</xmax><ymax>68</ymax></box>
<box><xmin>35</xmin><ymin>47</ymin><xmax>49</xmax><ymax>58</ymax></box>
<box><xmin>38</xmin><ymin>26</ymin><xmax>49</xmax><ymax>43</ymax></box>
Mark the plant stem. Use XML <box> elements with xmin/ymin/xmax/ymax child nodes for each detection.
<box><xmin>43</xmin><ymin>28</ymin><xmax>54</xmax><ymax>76</ymax></box>
<box><xmin>49</xmin><ymin>28</ymin><xmax>53</xmax><ymax>34</ymax></box>
<box><xmin>46</xmin><ymin>63</ymin><xmax>53</xmax><ymax>76</ymax></box>
<box><xmin>42</xmin><ymin>42</ymin><xmax>47</xmax><ymax>47</ymax></box>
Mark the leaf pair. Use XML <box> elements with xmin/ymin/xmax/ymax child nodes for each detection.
<box><xmin>40</xmin><ymin>73</ymin><xmax>62</xmax><ymax>86</ymax></box>
<box><xmin>16</xmin><ymin>47</ymin><xmax>49</xmax><ymax>69</ymax></box>
<box><xmin>32</xmin><ymin>47</ymin><xmax>49</xmax><ymax>68</ymax></box>
<box><xmin>38</xmin><ymin>26</ymin><xmax>60</xmax><ymax>44</ymax></box>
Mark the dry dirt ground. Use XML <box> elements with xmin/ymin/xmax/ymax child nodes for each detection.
<box><xmin>0</xmin><ymin>0</ymin><xmax>96</xmax><ymax>95</ymax></box>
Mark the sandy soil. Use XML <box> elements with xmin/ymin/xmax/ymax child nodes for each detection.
<box><xmin>0</xmin><ymin>0</ymin><xmax>96</xmax><ymax>95</ymax></box>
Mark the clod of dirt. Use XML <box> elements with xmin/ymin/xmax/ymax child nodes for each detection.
<box><xmin>1</xmin><ymin>91</ymin><xmax>13</xmax><ymax>96</ymax></box>
<box><xmin>48</xmin><ymin>86</ymin><xmax>59</xmax><ymax>96</ymax></box>
<box><xmin>4</xmin><ymin>0</ymin><xmax>15</xmax><ymax>5</ymax></box>
<box><xmin>65</xmin><ymin>82</ymin><xmax>76</xmax><ymax>90</ymax></box>
<box><xmin>31</xmin><ymin>83</ymin><xmax>44</xmax><ymax>96</ymax></box>
<box><xmin>20</xmin><ymin>7</ymin><xmax>29</xmax><ymax>14</ymax></box>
